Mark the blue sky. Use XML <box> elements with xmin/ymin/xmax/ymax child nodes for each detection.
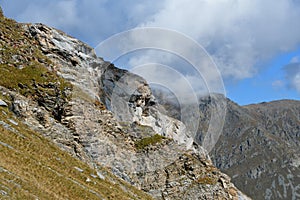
<box><xmin>227</xmin><ymin>48</ymin><xmax>300</xmax><ymax>104</ymax></box>
<box><xmin>1</xmin><ymin>0</ymin><xmax>300</xmax><ymax>105</ymax></box>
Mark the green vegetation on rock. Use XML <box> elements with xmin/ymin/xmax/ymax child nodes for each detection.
<box><xmin>0</xmin><ymin>11</ymin><xmax>72</xmax><ymax>97</ymax></box>
<box><xmin>0</xmin><ymin>11</ymin><xmax>72</xmax><ymax>121</ymax></box>
<box><xmin>135</xmin><ymin>134</ymin><xmax>166</xmax><ymax>150</ymax></box>
<box><xmin>196</xmin><ymin>176</ymin><xmax>218</xmax><ymax>185</ymax></box>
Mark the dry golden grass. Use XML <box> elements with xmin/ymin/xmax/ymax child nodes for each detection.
<box><xmin>0</xmin><ymin>107</ymin><xmax>152</xmax><ymax>199</ymax></box>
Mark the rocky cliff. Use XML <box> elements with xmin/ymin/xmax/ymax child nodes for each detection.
<box><xmin>0</xmin><ymin>9</ymin><xmax>249</xmax><ymax>199</ymax></box>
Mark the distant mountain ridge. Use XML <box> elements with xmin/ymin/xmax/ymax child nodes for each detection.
<box><xmin>153</xmin><ymin>88</ymin><xmax>300</xmax><ymax>200</ymax></box>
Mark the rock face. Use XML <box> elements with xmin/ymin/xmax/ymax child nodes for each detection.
<box><xmin>0</xmin><ymin>12</ymin><xmax>249</xmax><ymax>199</ymax></box>
<box><xmin>99</xmin><ymin>61</ymin><xmax>194</xmax><ymax>148</ymax></box>
<box><xmin>155</xmin><ymin>91</ymin><xmax>300</xmax><ymax>200</ymax></box>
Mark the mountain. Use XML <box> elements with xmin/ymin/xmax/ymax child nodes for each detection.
<box><xmin>154</xmin><ymin>89</ymin><xmax>300</xmax><ymax>200</ymax></box>
<box><xmin>0</xmin><ymin>8</ymin><xmax>250</xmax><ymax>199</ymax></box>
<box><xmin>230</xmin><ymin>100</ymin><xmax>300</xmax><ymax>200</ymax></box>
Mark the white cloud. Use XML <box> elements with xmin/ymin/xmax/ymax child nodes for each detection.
<box><xmin>137</xmin><ymin>0</ymin><xmax>300</xmax><ymax>80</ymax></box>
<box><xmin>127</xmin><ymin>49</ymin><xmax>225</xmax><ymax>96</ymax></box>
<box><xmin>131</xmin><ymin>63</ymin><xmax>209</xmax><ymax>101</ymax></box>
<box><xmin>95</xmin><ymin>28</ymin><xmax>226</xmax><ymax>96</ymax></box>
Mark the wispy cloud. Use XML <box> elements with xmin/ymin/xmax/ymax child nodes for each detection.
<box><xmin>272</xmin><ymin>80</ymin><xmax>284</xmax><ymax>89</ymax></box>
<box><xmin>290</xmin><ymin>56</ymin><xmax>300</xmax><ymax>63</ymax></box>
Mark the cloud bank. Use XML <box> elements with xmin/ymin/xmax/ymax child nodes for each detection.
<box><xmin>136</xmin><ymin>0</ymin><xmax>300</xmax><ymax>80</ymax></box>
<box><xmin>2</xmin><ymin>0</ymin><xmax>300</xmax><ymax>94</ymax></box>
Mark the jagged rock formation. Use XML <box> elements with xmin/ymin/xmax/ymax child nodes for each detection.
<box><xmin>155</xmin><ymin>91</ymin><xmax>300</xmax><ymax>200</ymax></box>
<box><xmin>0</xmin><ymin>10</ymin><xmax>250</xmax><ymax>199</ymax></box>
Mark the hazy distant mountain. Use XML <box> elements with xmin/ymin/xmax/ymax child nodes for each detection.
<box><xmin>153</xmin><ymin>88</ymin><xmax>300</xmax><ymax>200</ymax></box>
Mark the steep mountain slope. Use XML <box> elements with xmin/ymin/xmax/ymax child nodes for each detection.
<box><xmin>209</xmin><ymin>98</ymin><xmax>300</xmax><ymax>200</ymax></box>
<box><xmin>154</xmin><ymin>90</ymin><xmax>300</xmax><ymax>200</ymax></box>
<box><xmin>0</xmin><ymin>10</ymin><xmax>152</xmax><ymax>200</ymax></box>
<box><xmin>0</xmin><ymin>8</ymin><xmax>248</xmax><ymax>199</ymax></box>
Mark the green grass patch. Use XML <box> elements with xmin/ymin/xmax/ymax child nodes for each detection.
<box><xmin>0</xmin><ymin>11</ymin><xmax>72</xmax><ymax>98</ymax></box>
<box><xmin>0</xmin><ymin>63</ymin><xmax>71</xmax><ymax>97</ymax></box>
<box><xmin>135</xmin><ymin>134</ymin><xmax>166</xmax><ymax>150</ymax></box>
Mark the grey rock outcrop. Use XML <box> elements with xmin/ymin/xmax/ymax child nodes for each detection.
<box><xmin>26</xmin><ymin>23</ymin><xmax>193</xmax><ymax>149</ymax></box>
<box><xmin>0</xmin><ymin>99</ymin><xmax>7</xmax><ymax>107</ymax></box>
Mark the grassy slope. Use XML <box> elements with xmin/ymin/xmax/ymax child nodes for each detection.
<box><xmin>0</xmin><ymin>11</ymin><xmax>152</xmax><ymax>200</ymax></box>
<box><xmin>0</xmin><ymin>106</ymin><xmax>152</xmax><ymax>200</ymax></box>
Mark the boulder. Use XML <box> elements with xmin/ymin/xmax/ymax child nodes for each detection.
<box><xmin>0</xmin><ymin>99</ymin><xmax>8</xmax><ymax>107</ymax></box>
